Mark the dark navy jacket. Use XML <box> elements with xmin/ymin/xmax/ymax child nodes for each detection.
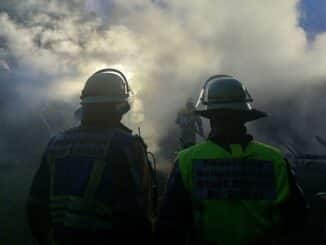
<box><xmin>27</xmin><ymin>125</ymin><xmax>152</xmax><ymax>244</ymax></box>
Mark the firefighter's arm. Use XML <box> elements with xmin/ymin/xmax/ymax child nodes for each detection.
<box><xmin>128</xmin><ymin>136</ymin><xmax>153</xmax><ymax>242</ymax></box>
<box><xmin>132</xmin><ymin>136</ymin><xmax>152</xmax><ymax>218</ymax></box>
<box><xmin>26</xmin><ymin>154</ymin><xmax>51</xmax><ymax>244</ymax></box>
<box><xmin>155</xmin><ymin>160</ymin><xmax>192</xmax><ymax>245</ymax></box>
<box><xmin>278</xmin><ymin>159</ymin><xmax>308</xmax><ymax>237</ymax></box>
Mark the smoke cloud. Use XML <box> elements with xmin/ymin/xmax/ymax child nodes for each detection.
<box><xmin>1</xmin><ymin>0</ymin><xmax>326</xmax><ymax>243</ymax></box>
<box><xmin>1</xmin><ymin>0</ymin><xmax>326</xmax><ymax>149</ymax></box>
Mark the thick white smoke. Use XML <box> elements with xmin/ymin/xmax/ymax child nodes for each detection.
<box><xmin>0</xmin><ymin>0</ymin><xmax>326</xmax><ymax>160</ymax></box>
<box><xmin>2</xmin><ymin>1</ymin><xmax>326</xmax><ymax>243</ymax></box>
<box><xmin>1</xmin><ymin>0</ymin><xmax>326</xmax><ymax>150</ymax></box>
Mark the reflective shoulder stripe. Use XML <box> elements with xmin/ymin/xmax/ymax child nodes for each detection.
<box><xmin>83</xmin><ymin>131</ymin><xmax>114</xmax><ymax>206</ymax></box>
<box><xmin>49</xmin><ymin>131</ymin><xmax>115</xmax><ymax>229</ymax></box>
<box><xmin>84</xmin><ymin>160</ymin><xmax>108</xmax><ymax>207</ymax></box>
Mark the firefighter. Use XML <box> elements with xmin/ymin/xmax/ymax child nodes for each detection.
<box><xmin>27</xmin><ymin>69</ymin><xmax>153</xmax><ymax>244</ymax></box>
<box><xmin>156</xmin><ymin>75</ymin><xmax>307</xmax><ymax>245</ymax></box>
<box><xmin>176</xmin><ymin>99</ymin><xmax>204</xmax><ymax>149</ymax></box>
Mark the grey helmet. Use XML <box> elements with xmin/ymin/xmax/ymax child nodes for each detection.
<box><xmin>79</xmin><ymin>68</ymin><xmax>132</xmax><ymax>115</ymax></box>
<box><xmin>81</xmin><ymin>68</ymin><xmax>132</xmax><ymax>104</ymax></box>
<box><xmin>195</xmin><ymin>75</ymin><xmax>267</xmax><ymax>121</ymax></box>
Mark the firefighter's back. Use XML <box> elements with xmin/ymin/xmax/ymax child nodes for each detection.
<box><xmin>40</xmin><ymin>126</ymin><xmax>149</xmax><ymax>244</ymax></box>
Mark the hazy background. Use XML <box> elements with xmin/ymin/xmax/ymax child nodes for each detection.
<box><xmin>1</xmin><ymin>0</ymin><xmax>326</xmax><ymax>243</ymax></box>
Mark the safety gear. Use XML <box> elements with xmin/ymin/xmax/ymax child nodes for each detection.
<box><xmin>195</xmin><ymin>75</ymin><xmax>267</xmax><ymax>121</ymax></box>
<box><xmin>28</xmin><ymin>126</ymin><xmax>152</xmax><ymax>244</ymax></box>
<box><xmin>177</xmin><ymin>140</ymin><xmax>290</xmax><ymax>245</ymax></box>
<box><xmin>79</xmin><ymin>68</ymin><xmax>132</xmax><ymax>115</ymax></box>
<box><xmin>48</xmin><ymin>129</ymin><xmax>122</xmax><ymax>233</ymax></box>
<box><xmin>81</xmin><ymin>68</ymin><xmax>132</xmax><ymax>104</ymax></box>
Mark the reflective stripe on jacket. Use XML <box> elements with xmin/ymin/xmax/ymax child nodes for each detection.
<box><xmin>28</xmin><ymin>125</ymin><xmax>151</xmax><ymax>244</ymax></box>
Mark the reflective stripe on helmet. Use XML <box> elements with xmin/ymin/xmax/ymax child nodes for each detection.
<box><xmin>81</xmin><ymin>95</ymin><xmax>129</xmax><ymax>104</ymax></box>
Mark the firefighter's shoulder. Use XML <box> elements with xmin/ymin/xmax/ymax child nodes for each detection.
<box><xmin>177</xmin><ymin>141</ymin><xmax>209</xmax><ymax>159</ymax></box>
<box><xmin>249</xmin><ymin>140</ymin><xmax>284</xmax><ymax>161</ymax></box>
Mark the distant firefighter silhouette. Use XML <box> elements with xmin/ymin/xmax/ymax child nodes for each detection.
<box><xmin>176</xmin><ymin>99</ymin><xmax>204</xmax><ymax>149</ymax></box>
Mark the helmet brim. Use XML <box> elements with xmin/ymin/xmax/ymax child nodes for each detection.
<box><xmin>195</xmin><ymin>108</ymin><xmax>267</xmax><ymax>122</ymax></box>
